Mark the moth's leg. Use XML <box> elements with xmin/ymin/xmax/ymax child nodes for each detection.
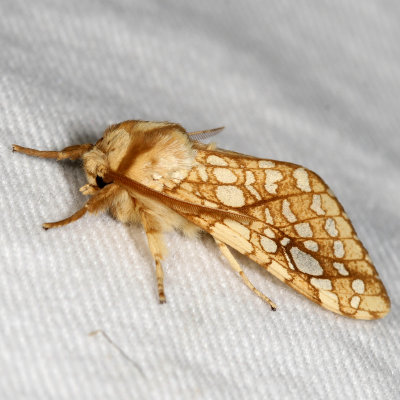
<box><xmin>139</xmin><ymin>210</ymin><xmax>167</xmax><ymax>304</ymax></box>
<box><xmin>42</xmin><ymin>207</ymin><xmax>87</xmax><ymax>230</ymax></box>
<box><xmin>214</xmin><ymin>238</ymin><xmax>277</xmax><ymax>311</ymax></box>
<box><xmin>43</xmin><ymin>184</ymin><xmax>118</xmax><ymax>229</ymax></box>
<box><xmin>12</xmin><ymin>144</ymin><xmax>93</xmax><ymax>160</ymax></box>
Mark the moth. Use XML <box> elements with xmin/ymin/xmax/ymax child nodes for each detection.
<box><xmin>13</xmin><ymin>120</ymin><xmax>390</xmax><ymax>319</ymax></box>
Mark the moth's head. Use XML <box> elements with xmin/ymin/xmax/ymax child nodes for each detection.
<box><xmin>82</xmin><ymin>123</ymin><xmax>132</xmax><ymax>188</ymax></box>
<box><xmin>82</xmin><ymin>120</ymin><xmax>195</xmax><ymax>190</ymax></box>
<box><xmin>82</xmin><ymin>147</ymin><xmax>110</xmax><ymax>188</ymax></box>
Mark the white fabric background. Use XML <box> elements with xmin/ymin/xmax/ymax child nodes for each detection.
<box><xmin>1</xmin><ymin>1</ymin><xmax>400</xmax><ymax>399</ymax></box>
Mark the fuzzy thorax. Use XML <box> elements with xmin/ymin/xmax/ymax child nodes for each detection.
<box><xmin>83</xmin><ymin>121</ymin><xmax>195</xmax><ymax>188</ymax></box>
<box><xmin>82</xmin><ymin>120</ymin><xmax>199</xmax><ymax>235</ymax></box>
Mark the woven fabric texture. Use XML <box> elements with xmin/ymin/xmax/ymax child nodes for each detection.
<box><xmin>1</xmin><ymin>1</ymin><xmax>400</xmax><ymax>399</ymax></box>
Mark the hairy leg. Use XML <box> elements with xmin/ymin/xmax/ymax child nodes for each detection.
<box><xmin>139</xmin><ymin>209</ymin><xmax>167</xmax><ymax>304</ymax></box>
<box><xmin>43</xmin><ymin>184</ymin><xmax>118</xmax><ymax>229</ymax></box>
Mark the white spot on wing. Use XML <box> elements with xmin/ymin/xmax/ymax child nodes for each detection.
<box><xmin>247</xmin><ymin>186</ymin><xmax>261</xmax><ymax>200</ymax></box>
<box><xmin>265</xmin><ymin>207</ymin><xmax>274</xmax><ymax>224</ymax></box>
<box><xmin>310</xmin><ymin>278</ymin><xmax>332</xmax><ymax>291</ymax></box>
<box><xmin>263</xmin><ymin>228</ymin><xmax>275</xmax><ymax>238</ymax></box>
<box><xmin>216</xmin><ymin>186</ymin><xmax>245</xmax><ymax>207</ymax></box>
<box><xmin>352</xmin><ymin>279</ymin><xmax>365</xmax><ymax>294</ymax></box>
<box><xmin>259</xmin><ymin>160</ymin><xmax>275</xmax><ymax>168</ymax></box>
<box><xmin>282</xmin><ymin>199</ymin><xmax>297</xmax><ymax>223</ymax></box>
<box><xmin>304</xmin><ymin>240</ymin><xmax>318</xmax><ymax>252</ymax></box>
<box><xmin>294</xmin><ymin>222</ymin><xmax>313</xmax><ymax>237</ymax></box>
<box><xmin>350</xmin><ymin>296</ymin><xmax>361</xmax><ymax>309</ymax></box>
<box><xmin>245</xmin><ymin>171</ymin><xmax>261</xmax><ymax>200</ymax></box>
<box><xmin>214</xmin><ymin>168</ymin><xmax>237</xmax><ymax>183</ymax></box>
<box><xmin>264</xmin><ymin>170</ymin><xmax>283</xmax><ymax>194</ymax></box>
<box><xmin>290</xmin><ymin>247</ymin><xmax>323</xmax><ymax>275</ymax></box>
<box><xmin>261</xmin><ymin>237</ymin><xmax>278</xmax><ymax>253</ymax></box>
<box><xmin>197</xmin><ymin>165</ymin><xmax>208</xmax><ymax>182</ymax></box>
<box><xmin>293</xmin><ymin>168</ymin><xmax>311</xmax><ymax>192</ymax></box>
<box><xmin>334</xmin><ymin>240</ymin><xmax>345</xmax><ymax>258</ymax></box>
<box><xmin>245</xmin><ymin>170</ymin><xmax>255</xmax><ymax>185</ymax></box>
<box><xmin>325</xmin><ymin>218</ymin><xmax>338</xmax><ymax>237</ymax></box>
<box><xmin>310</xmin><ymin>194</ymin><xmax>325</xmax><ymax>215</ymax></box>
<box><xmin>207</xmin><ymin>155</ymin><xmax>227</xmax><ymax>166</ymax></box>
<box><xmin>333</xmin><ymin>262</ymin><xmax>349</xmax><ymax>276</ymax></box>
<box><xmin>281</xmin><ymin>237</ymin><xmax>290</xmax><ymax>246</ymax></box>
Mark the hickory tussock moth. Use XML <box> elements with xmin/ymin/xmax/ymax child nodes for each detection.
<box><xmin>12</xmin><ymin>120</ymin><xmax>390</xmax><ymax>319</ymax></box>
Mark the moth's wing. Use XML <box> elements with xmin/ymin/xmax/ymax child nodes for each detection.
<box><xmin>163</xmin><ymin>147</ymin><xmax>390</xmax><ymax>320</ymax></box>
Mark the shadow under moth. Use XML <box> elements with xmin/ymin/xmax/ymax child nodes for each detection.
<box><xmin>13</xmin><ymin>120</ymin><xmax>390</xmax><ymax>319</ymax></box>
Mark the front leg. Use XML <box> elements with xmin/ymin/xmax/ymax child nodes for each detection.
<box><xmin>43</xmin><ymin>184</ymin><xmax>118</xmax><ymax>229</ymax></box>
<box><xmin>139</xmin><ymin>209</ymin><xmax>167</xmax><ymax>304</ymax></box>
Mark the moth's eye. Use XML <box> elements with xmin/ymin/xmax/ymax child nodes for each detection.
<box><xmin>96</xmin><ymin>175</ymin><xmax>111</xmax><ymax>189</ymax></box>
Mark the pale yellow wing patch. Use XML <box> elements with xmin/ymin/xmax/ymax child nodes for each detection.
<box><xmin>164</xmin><ymin>147</ymin><xmax>390</xmax><ymax>320</ymax></box>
